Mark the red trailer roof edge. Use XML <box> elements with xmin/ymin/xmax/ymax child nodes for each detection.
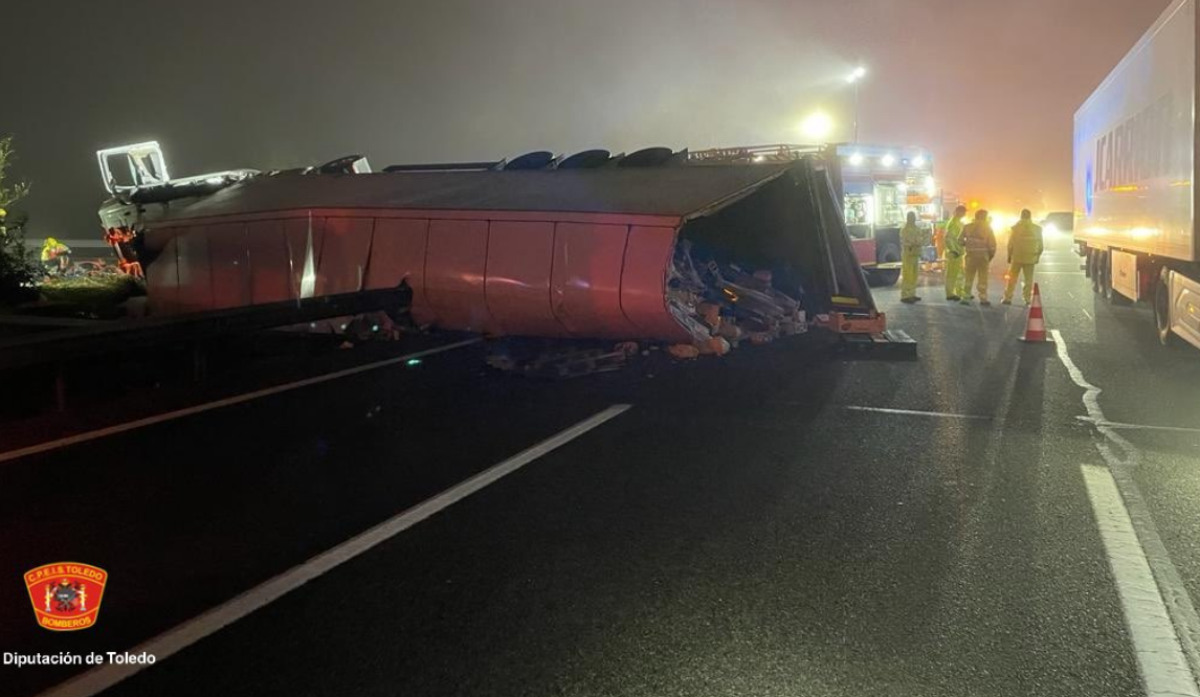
<box><xmin>150</xmin><ymin>207</ymin><xmax>684</xmax><ymax>231</ymax></box>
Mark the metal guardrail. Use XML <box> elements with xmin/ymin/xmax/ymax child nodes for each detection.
<box><xmin>0</xmin><ymin>287</ymin><xmax>411</xmax><ymax>371</ymax></box>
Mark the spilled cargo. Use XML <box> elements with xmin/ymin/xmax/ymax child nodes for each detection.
<box><xmin>96</xmin><ymin>144</ymin><xmax>883</xmax><ymax>355</ymax></box>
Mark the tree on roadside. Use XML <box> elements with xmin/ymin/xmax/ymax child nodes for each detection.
<box><xmin>0</xmin><ymin>135</ymin><xmax>31</xmax><ymax>209</ymax></box>
<box><xmin>0</xmin><ymin>135</ymin><xmax>38</xmax><ymax>304</ymax></box>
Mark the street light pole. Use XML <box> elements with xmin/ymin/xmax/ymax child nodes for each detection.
<box><xmin>853</xmin><ymin>80</ymin><xmax>860</xmax><ymax>143</ymax></box>
<box><xmin>847</xmin><ymin>66</ymin><xmax>867</xmax><ymax>143</ymax></box>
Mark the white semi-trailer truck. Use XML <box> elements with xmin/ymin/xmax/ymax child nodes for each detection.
<box><xmin>1074</xmin><ymin>0</ymin><xmax>1200</xmax><ymax>349</ymax></box>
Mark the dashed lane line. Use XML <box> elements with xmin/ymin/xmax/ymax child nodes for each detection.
<box><xmin>843</xmin><ymin>405</ymin><xmax>994</xmax><ymax>421</ymax></box>
<box><xmin>34</xmin><ymin>403</ymin><xmax>633</xmax><ymax>697</ymax></box>
<box><xmin>1054</xmin><ymin>328</ymin><xmax>1200</xmax><ymax>696</ymax></box>
<box><xmin>0</xmin><ymin>338</ymin><xmax>483</xmax><ymax>465</ymax></box>
<box><xmin>1077</xmin><ymin>417</ymin><xmax>1200</xmax><ymax>436</ymax></box>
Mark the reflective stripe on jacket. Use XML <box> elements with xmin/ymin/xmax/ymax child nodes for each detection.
<box><xmin>900</xmin><ymin>223</ymin><xmax>926</xmax><ymax>252</ymax></box>
<box><xmin>1008</xmin><ymin>220</ymin><xmax>1044</xmax><ymax>264</ymax></box>
<box><xmin>962</xmin><ymin>222</ymin><xmax>996</xmax><ymax>257</ymax></box>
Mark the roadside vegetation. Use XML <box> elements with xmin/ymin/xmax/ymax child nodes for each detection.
<box><xmin>1</xmin><ymin>135</ymin><xmax>145</xmax><ymax>316</ymax></box>
<box><xmin>38</xmin><ymin>272</ymin><xmax>144</xmax><ymax>309</ymax></box>
<box><xmin>0</xmin><ymin>135</ymin><xmax>38</xmax><ymax>306</ymax></box>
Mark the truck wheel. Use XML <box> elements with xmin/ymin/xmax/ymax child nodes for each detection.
<box><xmin>867</xmin><ymin>269</ymin><xmax>901</xmax><ymax>287</ymax></box>
<box><xmin>866</xmin><ymin>243</ymin><xmax>902</xmax><ymax>287</ymax></box>
<box><xmin>1094</xmin><ymin>249</ymin><xmax>1108</xmax><ymax>293</ymax></box>
<box><xmin>1083</xmin><ymin>248</ymin><xmax>1092</xmax><ymax>279</ymax></box>
<box><xmin>1089</xmin><ymin>251</ymin><xmax>1102</xmax><ymax>294</ymax></box>
<box><xmin>1155</xmin><ymin>267</ymin><xmax>1182</xmax><ymax>347</ymax></box>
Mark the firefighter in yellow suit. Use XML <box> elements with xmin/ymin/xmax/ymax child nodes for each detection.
<box><xmin>1002</xmin><ymin>209</ymin><xmax>1044</xmax><ymax>305</ymax></box>
<box><xmin>943</xmin><ymin>205</ymin><xmax>967</xmax><ymax>301</ymax></box>
<box><xmin>960</xmin><ymin>210</ymin><xmax>997</xmax><ymax>306</ymax></box>
<box><xmin>899</xmin><ymin>212</ymin><xmax>926</xmax><ymax>303</ymax></box>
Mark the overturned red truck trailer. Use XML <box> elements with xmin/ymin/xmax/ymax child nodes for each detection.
<box><xmin>97</xmin><ymin>144</ymin><xmax>887</xmax><ymax>348</ymax></box>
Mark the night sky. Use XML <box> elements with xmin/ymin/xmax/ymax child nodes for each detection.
<box><xmin>2</xmin><ymin>0</ymin><xmax>1170</xmax><ymax>236</ymax></box>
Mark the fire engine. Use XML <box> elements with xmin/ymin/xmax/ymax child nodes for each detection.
<box><xmin>690</xmin><ymin>143</ymin><xmax>940</xmax><ymax>286</ymax></box>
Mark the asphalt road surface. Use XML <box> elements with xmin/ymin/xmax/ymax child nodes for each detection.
<box><xmin>2</xmin><ymin>232</ymin><xmax>1199</xmax><ymax>697</ymax></box>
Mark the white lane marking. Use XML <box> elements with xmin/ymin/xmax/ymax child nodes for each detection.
<box><xmin>1051</xmin><ymin>329</ymin><xmax>1140</xmax><ymax>466</ymax></box>
<box><xmin>1082</xmin><ymin>308</ymin><xmax>1094</xmax><ymax>320</ymax></box>
<box><xmin>1077</xmin><ymin>417</ymin><xmax>1200</xmax><ymax>436</ymax></box>
<box><xmin>1054</xmin><ymin>329</ymin><xmax>1200</xmax><ymax>694</ymax></box>
<box><xmin>35</xmin><ymin>403</ymin><xmax>632</xmax><ymax>697</ymax></box>
<box><xmin>844</xmin><ymin>405</ymin><xmax>993</xmax><ymax>421</ymax></box>
<box><xmin>1083</xmin><ymin>465</ymin><xmax>1200</xmax><ymax>697</ymax></box>
<box><xmin>0</xmin><ymin>338</ymin><xmax>482</xmax><ymax>465</ymax></box>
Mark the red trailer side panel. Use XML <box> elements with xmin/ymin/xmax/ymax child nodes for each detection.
<box><xmin>283</xmin><ymin>217</ymin><xmax>324</xmax><ymax>299</ymax></box>
<box><xmin>245</xmin><ymin>220</ymin><xmax>292</xmax><ymax>304</ymax></box>
<box><xmin>145</xmin><ymin>234</ymin><xmax>180</xmax><ymax>315</ymax></box>
<box><xmin>175</xmin><ymin>227</ymin><xmax>215</xmax><ymax>312</ymax></box>
<box><xmin>484</xmin><ymin>221</ymin><xmax>564</xmax><ymax>336</ymax></box>
<box><xmin>551</xmin><ymin>223</ymin><xmax>637</xmax><ymax>338</ymax></box>
<box><xmin>364</xmin><ymin>218</ymin><xmax>431</xmax><ymax>323</ymax></box>
<box><xmin>208</xmin><ymin>223</ymin><xmax>251</xmax><ymax>309</ymax></box>
<box><xmin>622</xmin><ymin>225</ymin><xmax>691</xmax><ymax>341</ymax></box>
<box><xmin>424</xmin><ymin>219</ymin><xmax>492</xmax><ymax>332</ymax></box>
<box><xmin>317</xmin><ymin>217</ymin><xmax>374</xmax><ymax>296</ymax></box>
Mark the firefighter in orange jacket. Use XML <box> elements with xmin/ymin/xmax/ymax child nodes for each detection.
<box><xmin>959</xmin><ymin>210</ymin><xmax>997</xmax><ymax>306</ymax></box>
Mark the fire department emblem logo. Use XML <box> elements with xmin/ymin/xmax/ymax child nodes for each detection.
<box><xmin>24</xmin><ymin>562</ymin><xmax>108</xmax><ymax>631</ymax></box>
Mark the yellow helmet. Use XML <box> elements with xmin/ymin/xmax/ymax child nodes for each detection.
<box><xmin>0</xmin><ymin>207</ymin><xmax>7</xmax><ymax>218</ymax></box>
<box><xmin>45</xmin><ymin>237</ymin><xmax>59</xmax><ymax>246</ymax></box>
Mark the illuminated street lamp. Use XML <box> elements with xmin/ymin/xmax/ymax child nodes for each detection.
<box><xmin>801</xmin><ymin>111</ymin><xmax>834</xmax><ymax>141</ymax></box>
<box><xmin>845</xmin><ymin>66</ymin><xmax>868</xmax><ymax>143</ymax></box>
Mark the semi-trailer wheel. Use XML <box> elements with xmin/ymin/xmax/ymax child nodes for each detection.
<box><xmin>866</xmin><ymin>243</ymin><xmax>902</xmax><ymax>287</ymax></box>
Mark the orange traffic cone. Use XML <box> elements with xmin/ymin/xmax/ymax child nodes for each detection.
<box><xmin>1019</xmin><ymin>283</ymin><xmax>1053</xmax><ymax>343</ymax></box>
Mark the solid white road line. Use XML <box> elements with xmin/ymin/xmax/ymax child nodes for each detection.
<box><xmin>843</xmin><ymin>405</ymin><xmax>993</xmax><ymax>421</ymax></box>
<box><xmin>1076</xmin><ymin>416</ymin><xmax>1200</xmax><ymax>436</ymax></box>
<box><xmin>1054</xmin><ymin>329</ymin><xmax>1200</xmax><ymax>695</ymax></box>
<box><xmin>35</xmin><ymin>403</ymin><xmax>632</xmax><ymax>697</ymax></box>
<box><xmin>0</xmin><ymin>338</ymin><xmax>483</xmax><ymax>465</ymax></box>
<box><xmin>1083</xmin><ymin>465</ymin><xmax>1200</xmax><ymax>697</ymax></box>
